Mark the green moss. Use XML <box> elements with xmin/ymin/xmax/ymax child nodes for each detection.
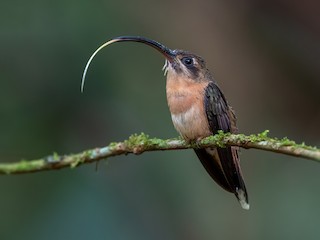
<box><xmin>248</xmin><ymin>130</ymin><xmax>270</xmax><ymax>142</ymax></box>
<box><xmin>125</xmin><ymin>133</ymin><xmax>150</xmax><ymax>147</ymax></box>
<box><xmin>108</xmin><ymin>141</ymin><xmax>119</xmax><ymax>148</ymax></box>
<box><xmin>124</xmin><ymin>133</ymin><xmax>172</xmax><ymax>150</ymax></box>
<box><xmin>199</xmin><ymin>131</ymin><xmax>231</xmax><ymax>148</ymax></box>
<box><xmin>292</xmin><ymin>141</ymin><xmax>318</xmax><ymax>151</ymax></box>
<box><xmin>245</xmin><ymin>130</ymin><xmax>318</xmax><ymax>152</ymax></box>
<box><xmin>0</xmin><ymin>159</ymin><xmax>45</xmax><ymax>174</ymax></box>
<box><xmin>70</xmin><ymin>157</ymin><xmax>81</xmax><ymax>168</ymax></box>
<box><xmin>236</xmin><ymin>133</ymin><xmax>249</xmax><ymax>142</ymax></box>
<box><xmin>1</xmin><ymin>130</ymin><xmax>319</xmax><ymax>175</ymax></box>
<box><xmin>70</xmin><ymin>151</ymin><xmax>91</xmax><ymax>168</ymax></box>
<box><xmin>197</xmin><ymin>130</ymin><xmax>276</xmax><ymax>149</ymax></box>
<box><xmin>258</xmin><ymin>130</ymin><xmax>270</xmax><ymax>138</ymax></box>
<box><xmin>148</xmin><ymin>137</ymin><xmax>171</xmax><ymax>148</ymax></box>
<box><xmin>52</xmin><ymin>152</ymin><xmax>59</xmax><ymax>161</ymax></box>
<box><xmin>278</xmin><ymin>137</ymin><xmax>296</xmax><ymax>146</ymax></box>
<box><xmin>14</xmin><ymin>160</ymin><xmax>35</xmax><ymax>172</ymax></box>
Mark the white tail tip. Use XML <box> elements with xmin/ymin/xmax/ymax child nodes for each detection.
<box><xmin>237</xmin><ymin>189</ymin><xmax>250</xmax><ymax>210</ymax></box>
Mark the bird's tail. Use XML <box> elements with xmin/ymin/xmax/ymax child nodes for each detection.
<box><xmin>194</xmin><ymin>146</ymin><xmax>249</xmax><ymax>210</ymax></box>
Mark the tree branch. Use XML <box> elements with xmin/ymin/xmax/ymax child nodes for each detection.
<box><xmin>0</xmin><ymin>130</ymin><xmax>319</xmax><ymax>175</ymax></box>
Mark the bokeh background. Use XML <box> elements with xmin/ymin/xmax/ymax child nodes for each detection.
<box><xmin>1</xmin><ymin>0</ymin><xmax>319</xmax><ymax>239</ymax></box>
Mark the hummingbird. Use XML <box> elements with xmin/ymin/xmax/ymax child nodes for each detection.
<box><xmin>81</xmin><ymin>36</ymin><xmax>249</xmax><ymax>210</ymax></box>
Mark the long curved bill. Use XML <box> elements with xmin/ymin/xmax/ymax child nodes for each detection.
<box><xmin>81</xmin><ymin>36</ymin><xmax>175</xmax><ymax>92</ymax></box>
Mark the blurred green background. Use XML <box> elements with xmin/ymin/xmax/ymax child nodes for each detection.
<box><xmin>1</xmin><ymin>0</ymin><xmax>319</xmax><ymax>239</ymax></box>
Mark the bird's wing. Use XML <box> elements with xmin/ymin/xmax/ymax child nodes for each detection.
<box><xmin>199</xmin><ymin>81</ymin><xmax>249</xmax><ymax>209</ymax></box>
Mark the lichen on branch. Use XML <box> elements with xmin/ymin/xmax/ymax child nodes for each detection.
<box><xmin>0</xmin><ymin>130</ymin><xmax>319</xmax><ymax>175</ymax></box>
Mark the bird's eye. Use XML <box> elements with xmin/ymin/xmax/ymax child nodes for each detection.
<box><xmin>182</xmin><ymin>57</ymin><xmax>194</xmax><ymax>66</ymax></box>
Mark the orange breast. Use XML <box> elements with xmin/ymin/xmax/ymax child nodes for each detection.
<box><xmin>166</xmin><ymin>74</ymin><xmax>211</xmax><ymax>140</ymax></box>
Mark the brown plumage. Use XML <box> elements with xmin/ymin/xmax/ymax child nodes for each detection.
<box><xmin>81</xmin><ymin>36</ymin><xmax>249</xmax><ymax>209</ymax></box>
<box><xmin>164</xmin><ymin>51</ymin><xmax>248</xmax><ymax>209</ymax></box>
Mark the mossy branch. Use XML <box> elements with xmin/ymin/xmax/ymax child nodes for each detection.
<box><xmin>0</xmin><ymin>130</ymin><xmax>319</xmax><ymax>175</ymax></box>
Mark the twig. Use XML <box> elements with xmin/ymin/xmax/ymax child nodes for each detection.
<box><xmin>0</xmin><ymin>130</ymin><xmax>319</xmax><ymax>175</ymax></box>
